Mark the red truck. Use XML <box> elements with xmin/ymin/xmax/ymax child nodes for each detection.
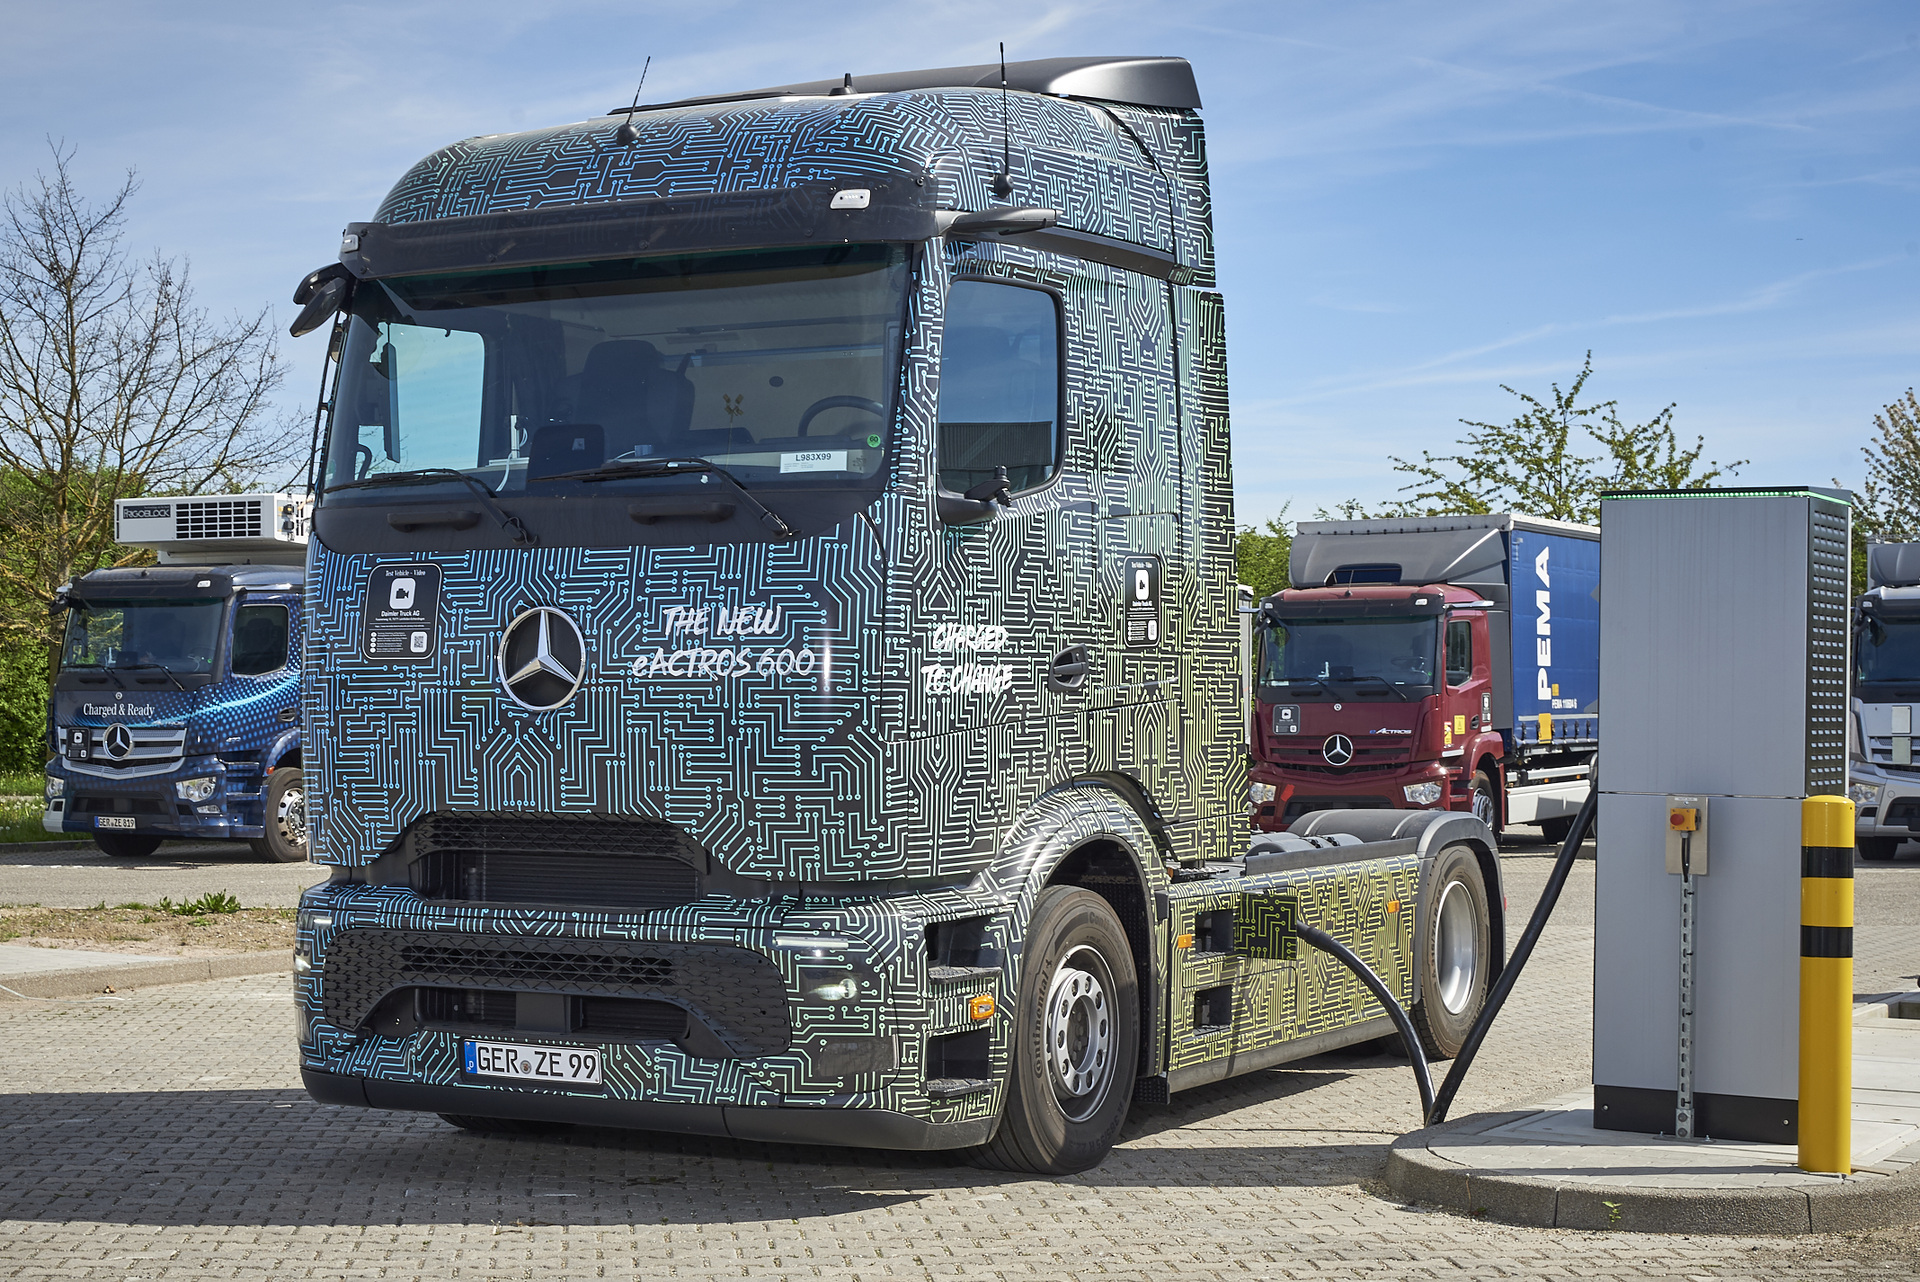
<box><xmin>1249</xmin><ymin>514</ymin><xmax>1600</xmax><ymax>840</ymax></box>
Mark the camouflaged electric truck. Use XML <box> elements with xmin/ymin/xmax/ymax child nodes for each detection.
<box><xmin>287</xmin><ymin>55</ymin><xmax>1503</xmax><ymax>1173</ymax></box>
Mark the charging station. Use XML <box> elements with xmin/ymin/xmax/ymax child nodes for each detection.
<box><xmin>1592</xmin><ymin>488</ymin><xmax>1851</xmax><ymax>1144</ymax></box>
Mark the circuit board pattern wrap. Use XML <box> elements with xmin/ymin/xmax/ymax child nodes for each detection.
<box><xmin>296</xmin><ymin>74</ymin><xmax>1406</xmax><ymax>1135</ymax></box>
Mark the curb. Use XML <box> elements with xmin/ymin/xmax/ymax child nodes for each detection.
<box><xmin>1386</xmin><ymin>1111</ymin><xmax>1920</xmax><ymax>1234</ymax></box>
<box><xmin>0</xmin><ymin>839</ymin><xmax>102</xmax><ymax>854</ymax></box>
<box><xmin>0</xmin><ymin>950</ymin><xmax>290</xmax><ymax>1000</ymax></box>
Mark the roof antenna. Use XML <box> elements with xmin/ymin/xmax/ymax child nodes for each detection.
<box><xmin>615</xmin><ymin>56</ymin><xmax>651</xmax><ymax>145</ymax></box>
<box><xmin>990</xmin><ymin>42</ymin><xmax>1014</xmax><ymax>199</ymax></box>
<box><xmin>830</xmin><ymin>72</ymin><xmax>855</xmax><ymax>96</ymax></box>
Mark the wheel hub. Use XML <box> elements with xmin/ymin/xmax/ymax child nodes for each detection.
<box><xmin>1044</xmin><ymin>946</ymin><xmax>1115</xmax><ymax>1121</ymax></box>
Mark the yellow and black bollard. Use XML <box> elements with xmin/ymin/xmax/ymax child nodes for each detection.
<box><xmin>1800</xmin><ymin>795</ymin><xmax>1855</xmax><ymax>1174</ymax></box>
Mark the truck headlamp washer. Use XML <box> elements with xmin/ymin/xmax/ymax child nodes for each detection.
<box><xmin>497</xmin><ymin>607</ymin><xmax>585</xmax><ymax>710</ymax></box>
<box><xmin>1321</xmin><ymin>734</ymin><xmax>1354</xmax><ymax>767</ymax></box>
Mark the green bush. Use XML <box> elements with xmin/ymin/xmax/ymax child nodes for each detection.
<box><xmin>0</xmin><ymin>644</ymin><xmax>47</xmax><ymax>775</ymax></box>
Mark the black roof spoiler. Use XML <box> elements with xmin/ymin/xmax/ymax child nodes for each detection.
<box><xmin>615</xmin><ymin>56</ymin><xmax>1201</xmax><ymax>115</ymax></box>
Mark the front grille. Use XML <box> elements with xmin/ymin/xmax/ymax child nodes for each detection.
<box><xmin>175</xmin><ymin>497</ymin><xmax>263</xmax><ymax>540</ymax></box>
<box><xmin>410</xmin><ymin>989</ymin><xmax>686</xmax><ymax>1040</ymax></box>
<box><xmin>322</xmin><ymin>928</ymin><xmax>789</xmax><ymax>1057</ymax></box>
<box><xmin>66</xmin><ymin>726</ymin><xmax>186</xmax><ymax>779</ymax></box>
<box><xmin>405</xmin><ymin>812</ymin><xmax>703</xmax><ymax>912</ymax></box>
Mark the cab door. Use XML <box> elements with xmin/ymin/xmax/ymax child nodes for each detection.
<box><xmin>1442</xmin><ymin>611</ymin><xmax>1498</xmax><ymax>826</ymax></box>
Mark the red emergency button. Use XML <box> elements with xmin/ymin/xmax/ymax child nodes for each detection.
<box><xmin>1669</xmin><ymin>807</ymin><xmax>1697</xmax><ymax>831</ymax></box>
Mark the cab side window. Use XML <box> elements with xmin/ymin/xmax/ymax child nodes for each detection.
<box><xmin>1446</xmin><ymin>619</ymin><xmax>1473</xmax><ymax>687</ymax></box>
<box><xmin>937</xmin><ymin>280</ymin><xmax>1061</xmax><ymax>496</ymax></box>
<box><xmin>232</xmin><ymin>605</ymin><xmax>290</xmax><ymax>676</ymax></box>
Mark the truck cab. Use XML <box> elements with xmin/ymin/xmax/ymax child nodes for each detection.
<box><xmin>1252</xmin><ymin>583</ymin><xmax>1505</xmax><ymax>827</ymax></box>
<box><xmin>43</xmin><ymin>495</ymin><xmax>310</xmax><ymax>862</ymax></box>
<box><xmin>1249</xmin><ymin>514</ymin><xmax>1600</xmax><ymax>840</ymax></box>
<box><xmin>1850</xmin><ymin>542</ymin><xmax>1920</xmax><ymax>859</ymax></box>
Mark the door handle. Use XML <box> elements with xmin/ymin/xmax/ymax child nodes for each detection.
<box><xmin>1047</xmin><ymin>645</ymin><xmax>1091</xmax><ymax>693</ymax></box>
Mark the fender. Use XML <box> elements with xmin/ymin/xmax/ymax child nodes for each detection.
<box><xmin>1287</xmin><ymin>808</ymin><xmax>1505</xmax><ymax>1006</ymax></box>
<box><xmin>985</xmin><ymin>779</ymin><xmax>1170</xmax><ymax>1076</ymax></box>
<box><xmin>263</xmin><ymin>728</ymin><xmax>302</xmax><ymax>773</ymax></box>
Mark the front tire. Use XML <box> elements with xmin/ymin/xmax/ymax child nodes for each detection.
<box><xmin>1468</xmin><ymin>770</ymin><xmax>1500</xmax><ymax>837</ymax></box>
<box><xmin>971</xmin><ymin>886</ymin><xmax>1139</xmax><ymax>1175</ymax></box>
<box><xmin>1859</xmin><ymin>837</ymin><xmax>1902</xmax><ymax>861</ymax></box>
<box><xmin>1411</xmin><ymin>843</ymin><xmax>1492</xmax><ymax>1060</ymax></box>
<box><xmin>248</xmin><ymin>767</ymin><xmax>308</xmax><ymax>863</ymax></box>
<box><xmin>94</xmin><ymin>831</ymin><xmax>162</xmax><ymax>858</ymax></box>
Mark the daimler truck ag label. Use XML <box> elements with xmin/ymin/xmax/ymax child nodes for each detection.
<box><xmin>361</xmin><ymin>564</ymin><xmax>442</xmax><ymax>662</ymax></box>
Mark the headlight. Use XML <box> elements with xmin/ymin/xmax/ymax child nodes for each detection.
<box><xmin>1404</xmin><ymin>782</ymin><xmax>1444</xmax><ymax>805</ymax></box>
<box><xmin>1849</xmin><ymin>782</ymin><xmax>1882</xmax><ymax>809</ymax></box>
<box><xmin>1249</xmin><ymin>782</ymin><xmax>1277</xmax><ymax>806</ymax></box>
<box><xmin>175</xmin><ymin>777</ymin><xmax>217</xmax><ymax>803</ymax></box>
<box><xmin>43</xmin><ymin>776</ymin><xmax>62</xmax><ymax>799</ymax></box>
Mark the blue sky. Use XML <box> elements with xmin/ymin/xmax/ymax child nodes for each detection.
<box><xmin>1</xmin><ymin>0</ymin><xmax>1913</xmax><ymax>526</ymax></box>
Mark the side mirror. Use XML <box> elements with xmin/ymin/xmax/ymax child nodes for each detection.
<box><xmin>937</xmin><ymin>466</ymin><xmax>1012</xmax><ymax>526</ymax></box>
<box><xmin>289</xmin><ymin>276</ymin><xmax>349</xmax><ymax>338</ymax></box>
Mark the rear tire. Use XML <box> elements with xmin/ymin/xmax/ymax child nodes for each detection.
<box><xmin>1858</xmin><ymin>837</ymin><xmax>1902</xmax><ymax>862</ymax></box>
<box><xmin>1537</xmin><ymin>816</ymin><xmax>1574</xmax><ymax>846</ymax></box>
<box><xmin>248</xmin><ymin>768</ymin><xmax>308</xmax><ymax>863</ymax></box>
<box><xmin>1411</xmin><ymin>843</ymin><xmax>1492</xmax><ymax>1060</ymax></box>
<box><xmin>94</xmin><ymin>831</ymin><xmax>161</xmax><ymax>858</ymax></box>
<box><xmin>437</xmin><ymin>1114</ymin><xmax>570</xmax><ymax>1136</ymax></box>
<box><xmin>970</xmin><ymin>885</ymin><xmax>1139</xmax><ymax>1175</ymax></box>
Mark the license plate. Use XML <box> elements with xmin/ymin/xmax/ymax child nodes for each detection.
<box><xmin>464</xmin><ymin>1039</ymin><xmax>602</xmax><ymax>1086</ymax></box>
<box><xmin>95</xmin><ymin>815</ymin><xmax>136</xmax><ymax>830</ymax></box>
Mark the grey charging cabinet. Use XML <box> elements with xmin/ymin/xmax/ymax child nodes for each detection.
<box><xmin>1592</xmin><ymin>488</ymin><xmax>1850</xmax><ymax>1143</ymax></box>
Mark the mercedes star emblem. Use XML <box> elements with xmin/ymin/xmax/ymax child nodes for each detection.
<box><xmin>497</xmin><ymin>607</ymin><xmax>586</xmax><ymax>711</ymax></box>
<box><xmin>104</xmin><ymin>724</ymin><xmax>133</xmax><ymax>759</ymax></box>
<box><xmin>1321</xmin><ymin>734</ymin><xmax>1354</xmax><ymax>767</ymax></box>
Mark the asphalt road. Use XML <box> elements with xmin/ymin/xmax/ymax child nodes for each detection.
<box><xmin>0</xmin><ymin>841</ymin><xmax>326</xmax><ymax>909</ymax></box>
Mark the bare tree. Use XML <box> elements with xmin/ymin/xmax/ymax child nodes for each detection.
<box><xmin>1854</xmin><ymin>390</ymin><xmax>1920</xmax><ymax>545</ymax></box>
<box><xmin>0</xmin><ymin>144</ymin><xmax>297</xmax><ymax>645</ymax></box>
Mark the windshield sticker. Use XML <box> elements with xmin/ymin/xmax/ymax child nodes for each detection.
<box><xmin>361</xmin><ymin>564</ymin><xmax>442</xmax><ymax>662</ymax></box>
<box><xmin>780</xmin><ymin>450</ymin><xmax>848</xmax><ymax>473</ymax></box>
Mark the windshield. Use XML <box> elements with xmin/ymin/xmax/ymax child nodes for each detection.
<box><xmin>1859</xmin><ymin>616</ymin><xmax>1920</xmax><ymax>684</ymax></box>
<box><xmin>61</xmin><ymin>599</ymin><xmax>224</xmax><ymax>675</ymax></box>
<box><xmin>321</xmin><ymin>244</ymin><xmax>909</xmax><ymax>497</ymax></box>
<box><xmin>1258</xmin><ymin>616</ymin><xmax>1438</xmax><ymax>698</ymax></box>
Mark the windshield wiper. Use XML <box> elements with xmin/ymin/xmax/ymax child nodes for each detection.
<box><xmin>325</xmin><ymin>468</ymin><xmax>534</xmax><ymax>546</ymax></box>
<box><xmin>1348</xmin><ymin>674</ymin><xmax>1411</xmax><ymax>701</ymax></box>
<box><xmin>65</xmin><ymin>662</ymin><xmax>127</xmax><ymax>689</ymax></box>
<box><xmin>1274</xmin><ymin>678</ymin><xmax>1328</xmax><ymax>695</ymax></box>
<box><xmin>116</xmin><ymin>661</ymin><xmax>186</xmax><ymax>691</ymax></box>
<box><xmin>536</xmin><ymin>457</ymin><xmax>798</xmax><ymax>539</ymax></box>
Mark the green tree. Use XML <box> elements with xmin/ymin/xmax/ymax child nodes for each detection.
<box><xmin>0</xmin><ymin>147</ymin><xmax>296</xmax><ymax>771</ymax></box>
<box><xmin>1234</xmin><ymin>504</ymin><xmax>1293</xmax><ymax>600</ymax></box>
<box><xmin>1842</xmin><ymin>389</ymin><xmax>1920</xmax><ymax>597</ymax></box>
<box><xmin>1385</xmin><ymin>353</ymin><xmax>1744</xmax><ymax>524</ymax></box>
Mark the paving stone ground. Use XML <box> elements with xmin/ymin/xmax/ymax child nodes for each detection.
<box><xmin>3</xmin><ymin>841</ymin><xmax>1919</xmax><ymax>1280</ymax></box>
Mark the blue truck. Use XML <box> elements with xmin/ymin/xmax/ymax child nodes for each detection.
<box><xmin>284</xmin><ymin>54</ymin><xmax>1507</xmax><ymax>1173</ymax></box>
<box><xmin>1252</xmin><ymin>514</ymin><xmax>1601</xmax><ymax>841</ymax></box>
<box><xmin>43</xmin><ymin>494</ymin><xmax>309</xmax><ymax>862</ymax></box>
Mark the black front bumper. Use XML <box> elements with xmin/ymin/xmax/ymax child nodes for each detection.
<box><xmin>302</xmin><ymin>1068</ymin><xmax>996</xmax><ymax>1151</ymax></box>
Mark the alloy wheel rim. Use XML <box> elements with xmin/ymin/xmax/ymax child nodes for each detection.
<box><xmin>278</xmin><ymin>786</ymin><xmax>307</xmax><ymax>850</ymax></box>
<box><xmin>1044</xmin><ymin>944</ymin><xmax>1117</xmax><ymax>1122</ymax></box>
<box><xmin>1434</xmin><ymin>878</ymin><xmax>1481</xmax><ymax>1015</ymax></box>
